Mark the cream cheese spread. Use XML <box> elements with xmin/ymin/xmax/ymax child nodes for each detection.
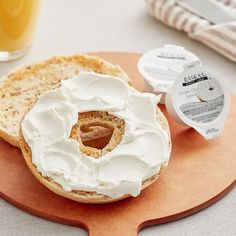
<box><xmin>22</xmin><ymin>72</ymin><xmax>170</xmax><ymax>198</ymax></box>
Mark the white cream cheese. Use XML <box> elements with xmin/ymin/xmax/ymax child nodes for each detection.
<box><xmin>22</xmin><ymin>72</ymin><xmax>170</xmax><ymax>198</ymax></box>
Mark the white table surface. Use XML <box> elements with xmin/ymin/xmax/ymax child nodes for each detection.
<box><xmin>0</xmin><ymin>0</ymin><xmax>235</xmax><ymax>235</ymax></box>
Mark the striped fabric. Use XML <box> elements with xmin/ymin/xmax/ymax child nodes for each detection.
<box><xmin>146</xmin><ymin>0</ymin><xmax>236</xmax><ymax>62</ymax></box>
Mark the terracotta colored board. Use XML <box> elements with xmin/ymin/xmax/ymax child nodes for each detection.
<box><xmin>0</xmin><ymin>52</ymin><xmax>235</xmax><ymax>236</ymax></box>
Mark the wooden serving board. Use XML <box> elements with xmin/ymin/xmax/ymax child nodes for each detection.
<box><xmin>0</xmin><ymin>52</ymin><xmax>235</xmax><ymax>236</ymax></box>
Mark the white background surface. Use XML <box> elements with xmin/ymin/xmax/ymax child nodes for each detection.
<box><xmin>0</xmin><ymin>0</ymin><xmax>235</xmax><ymax>235</ymax></box>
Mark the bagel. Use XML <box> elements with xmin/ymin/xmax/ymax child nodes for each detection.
<box><xmin>20</xmin><ymin>72</ymin><xmax>171</xmax><ymax>204</ymax></box>
<box><xmin>0</xmin><ymin>55</ymin><xmax>129</xmax><ymax>147</ymax></box>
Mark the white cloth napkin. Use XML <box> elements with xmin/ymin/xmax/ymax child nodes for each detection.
<box><xmin>146</xmin><ymin>0</ymin><xmax>236</xmax><ymax>62</ymax></box>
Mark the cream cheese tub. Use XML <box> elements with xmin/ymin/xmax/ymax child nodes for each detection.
<box><xmin>165</xmin><ymin>61</ymin><xmax>230</xmax><ymax>139</ymax></box>
<box><xmin>138</xmin><ymin>45</ymin><xmax>200</xmax><ymax>104</ymax></box>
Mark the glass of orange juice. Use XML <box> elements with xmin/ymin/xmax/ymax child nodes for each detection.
<box><xmin>0</xmin><ymin>0</ymin><xmax>41</xmax><ymax>61</ymax></box>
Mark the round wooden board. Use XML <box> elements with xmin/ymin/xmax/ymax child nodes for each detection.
<box><xmin>0</xmin><ymin>52</ymin><xmax>235</xmax><ymax>236</ymax></box>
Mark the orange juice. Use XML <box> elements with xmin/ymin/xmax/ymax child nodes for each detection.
<box><xmin>0</xmin><ymin>0</ymin><xmax>41</xmax><ymax>53</ymax></box>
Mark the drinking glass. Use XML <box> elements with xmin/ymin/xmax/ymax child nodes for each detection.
<box><xmin>0</xmin><ymin>0</ymin><xmax>41</xmax><ymax>61</ymax></box>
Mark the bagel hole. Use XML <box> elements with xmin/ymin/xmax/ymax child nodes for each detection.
<box><xmin>80</xmin><ymin>122</ymin><xmax>114</xmax><ymax>149</ymax></box>
<box><xmin>70</xmin><ymin>111</ymin><xmax>125</xmax><ymax>158</ymax></box>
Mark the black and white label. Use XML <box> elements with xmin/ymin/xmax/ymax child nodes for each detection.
<box><xmin>180</xmin><ymin>95</ymin><xmax>224</xmax><ymax>123</ymax></box>
<box><xmin>171</xmin><ymin>66</ymin><xmax>229</xmax><ymax>139</ymax></box>
<box><xmin>176</xmin><ymin>71</ymin><xmax>224</xmax><ymax>123</ymax></box>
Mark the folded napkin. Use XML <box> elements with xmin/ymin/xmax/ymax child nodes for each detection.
<box><xmin>146</xmin><ymin>0</ymin><xmax>236</xmax><ymax>62</ymax></box>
